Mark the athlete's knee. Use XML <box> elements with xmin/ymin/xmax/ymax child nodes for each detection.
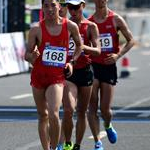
<box><xmin>77</xmin><ymin>109</ymin><xmax>87</xmax><ymax>119</ymax></box>
<box><xmin>100</xmin><ymin>106</ymin><xmax>112</xmax><ymax>117</ymax></box>
<box><xmin>37</xmin><ymin>110</ymin><xmax>49</xmax><ymax>122</ymax></box>
<box><xmin>63</xmin><ymin>108</ymin><xmax>74</xmax><ymax>120</ymax></box>
<box><xmin>48</xmin><ymin>110</ymin><xmax>59</xmax><ymax>122</ymax></box>
<box><xmin>87</xmin><ymin>110</ymin><xmax>98</xmax><ymax>119</ymax></box>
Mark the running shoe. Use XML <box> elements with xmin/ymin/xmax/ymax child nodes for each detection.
<box><xmin>105</xmin><ymin>123</ymin><xmax>117</xmax><ymax>144</ymax></box>
<box><xmin>94</xmin><ymin>141</ymin><xmax>104</xmax><ymax>150</ymax></box>
<box><xmin>63</xmin><ymin>142</ymin><xmax>74</xmax><ymax>150</ymax></box>
<box><xmin>56</xmin><ymin>143</ymin><xmax>63</xmax><ymax>150</ymax></box>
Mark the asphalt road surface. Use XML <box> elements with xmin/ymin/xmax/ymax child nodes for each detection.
<box><xmin>0</xmin><ymin>45</ymin><xmax>150</xmax><ymax>150</ymax></box>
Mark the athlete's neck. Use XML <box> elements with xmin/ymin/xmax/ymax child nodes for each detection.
<box><xmin>45</xmin><ymin>16</ymin><xmax>60</xmax><ymax>26</ymax></box>
<box><xmin>71</xmin><ymin>15</ymin><xmax>85</xmax><ymax>26</ymax></box>
<box><xmin>95</xmin><ymin>6</ymin><xmax>109</xmax><ymax>20</ymax></box>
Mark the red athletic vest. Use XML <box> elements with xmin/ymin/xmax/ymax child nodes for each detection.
<box><xmin>88</xmin><ymin>10</ymin><xmax>120</xmax><ymax>64</ymax></box>
<box><xmin>32</xmin><ymin>18</ymin><xmax>69</xmax><ymax>79</ymax></box>
<box><xmin>68</xmin><ymin>19</ymin><xmax>91</xmax><ymax>69</ymax></box>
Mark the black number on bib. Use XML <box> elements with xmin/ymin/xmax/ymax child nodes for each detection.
<box><xmin>51</xmin><ymin>52</ymin><xmax>57</xmax><ymax>61</ymax></box>
<box><xmin>100</xmin><ymin>38</ymin><xmax>110</xmax><ymax>47</ymax></box>
<box><xmin>104</xmin><ymin>38</ymin><xmax>110</xmax><ymax>46</ymax></box>
<box><xmin>69</xmin><ymin>41</ymin><xmax>75</xmax><ymax>50</ymax></box>
<box><xmin>58</xmin><ymin>53</ymin><xmax>64</xmax><ymax>61</ymax></box>
<box><xmin>100</xmin><ymin>39</ymin><xmax>103</xmax><ymax>47</ymax></box>
<box><xmin>50</xmin><ymin>52</ymin><xmax>64</xmax><ymax>62</ymax></box>
<box><xmin>46</xmin><ymin>51</ymin><xmax>50</xmax><ymax>59</ymax></box>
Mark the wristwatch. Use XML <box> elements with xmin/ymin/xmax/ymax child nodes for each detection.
<box><xmin>69</xmin><ymin>59</ymin><xmax>76</xmax><ymax>65</ymax></box>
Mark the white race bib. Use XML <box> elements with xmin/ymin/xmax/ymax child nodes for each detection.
<box><xmin>68</xmin><ymin>36</ymin><xmax>84</xmax><ymax>56</ymax></box>
<box><xmin>68</xmin><ymin>37</ymin><xmax>75</xmax><ymax>56</ymax></box>
<box><xmin>42</xmin><ymin>45</ymin><xmax>67</xmax><ymax>67</ymax></box>
<box><xmin>99</xmin><ymin>33</ymin><xmax>113</xmax><ymax>52</ymax></box>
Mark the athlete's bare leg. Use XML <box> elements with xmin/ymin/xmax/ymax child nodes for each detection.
<box><xmin>32</xmin><ymin>87</ymin><xmax>50</xmax><ymax>150</ymax></box>
<box><xmin>62</xmin><ymin>80</ymin><xmax>77</xmax><ymax>142</ymax></box>
<box><xmin>75</xmin><ymin>85</ymin><xmax>93</xmax><ymax>144</ymax></box>
<box><xmin>59</xmin><ymin>122</ymin><xmax>65</xmax><ymax>144</ymax></box>
<box><xmin>88</xmin><ymin>79</ymin><xmax>100</xmax><ymax>142</ymax></box>
<box><xmin>100</xmin><ymin>82</ymin><xmax>114</xmax><ymax>127</ymax></box>
<box><xmin>46</xmin><ymin>83</ymin><xmax>64</xmax><ymax>149</ymax></box>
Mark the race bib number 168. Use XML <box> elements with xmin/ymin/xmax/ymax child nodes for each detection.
<box><xmin>42</xmin><ymin>46</ymin><xmax>67</xmax><ymax>67</ymax></box>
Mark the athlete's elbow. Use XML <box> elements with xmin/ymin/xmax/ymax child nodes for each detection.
<box><xmin>131</xmin><ymin>39</ymin><xmax>135</xmax><ymax>47</ymax></box>
<box><xmin>92</xmin><ymin>49</ymin><xmax>101</xmax><ymax>56</ymax></box>
<box><xmin>95</xmin><ymin>48</ymin><xmax>101</xmax><ymax>56</ymax></box>
<box><xmin>128</xmin><ymin>39</ymin><xmax>135</xmax><ymax>49</ymax></box>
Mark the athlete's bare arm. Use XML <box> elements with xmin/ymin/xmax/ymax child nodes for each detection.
<box><xmin>114</xmin><ymin>14</ymin><xmax>135</xmax><ymax>58</ymax></box>
<box><xmin>25</xmin><ymin>24</ymin><xmax>41</xmax><ymax>65</ymax></box>
<box><xmin>83</xmin><ymin>21</ymin><xmax>101</xmax><ymax>56</ymax></box>
<box><xmin>67</xmin><ymin>20</ymin><xmax>82</xmax><ymax>62</ymax></box>
<box><xmin>104</xmin><ymin>14</ymin><xmax>135</xmax><ymax>64</ymax></box>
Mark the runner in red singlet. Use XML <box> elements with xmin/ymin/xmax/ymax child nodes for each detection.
<box><xmin>25</xmin><ymin>0</ymin><xmax>83</xmax><ymax>150</ymax></box>
<box><xmin>57</xmin><ymin>1</ymin><xmax>68</xmax><ymax>149</ymax></box>
<box><xmin>87</xmin><ymin>0</ymin><xmax>135</xmax><ymax>150</ymax></box>
<box><xmin>60</xmin><ymin>0</ymin><xmax>101</xmax><ymax>150</ymax></box>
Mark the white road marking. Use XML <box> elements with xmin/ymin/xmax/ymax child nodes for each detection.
<box><xmin>88</xmin><ymin>131</ymin><xmax>107</xmax><ymax>140</ymax></box>
<box><xmin>118</xmin><ymin>97</ymin><xmax>150</xmax><ymax>111</ymax></box>
<box><xmin>10</xmin><ymin>93</ymin><xmax>32</xmax><ymax>99</ymax></box>
<box><xmin>15</xmin><ymin>139</ymin><xmax>40</xmax><ymax>150</ymax></box>
<box><xmin>138</xmin><ymin>113</ymin><xmax>150</xmax><ymax>117</ymax></box>
<box><xmin>113</xmin><ymin>110</ymin><xmax>150</xmax><ymax>113</ymax></box>
<box><xmin>0</xmin><ymin>108</ymin><xmax>64</xmax><ymax>113</ymax></box>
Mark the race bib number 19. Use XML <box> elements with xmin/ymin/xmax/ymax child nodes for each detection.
<box><xmin>100</xmin><ymin>33</ymin><xmax>113</xmax><ymax>52</ymax></box>
<box><xmin>42</xmin><ymin>45</ymin><xmax>67</xmax><ymax>67</ymax></box>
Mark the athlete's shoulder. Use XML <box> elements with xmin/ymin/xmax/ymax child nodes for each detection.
<box><xmin>28</xmin><ymin>20</ymin><xmax>43</xmax><ymax>40</ymax></box>
<box><xmin>86</xmin><ymin>19</ymin><xmax>98</xmax><ymax>30</ymax></box>
<box><xmin>30</xmin><ymin>20</ymin><xmax>43</xmax><ymax>33</ymax></box>
<box><xmin>113</xmin><ymin>11</ymin><xmax>126</xmax><ymax>27</ymax></box>
<box><xmin>31</xmin><ymin>19</ymin><xmax>44</xmax><ymax>28</ymax></box>
<box><xmin>67</xmin><ymin>19</ymin><xmax>78</xmax><ymax>29</ymax></box>
<box><xmin>109</xmin><ymin>9</ymin><xmax>123</xmax><ymax>21</ymax></box>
